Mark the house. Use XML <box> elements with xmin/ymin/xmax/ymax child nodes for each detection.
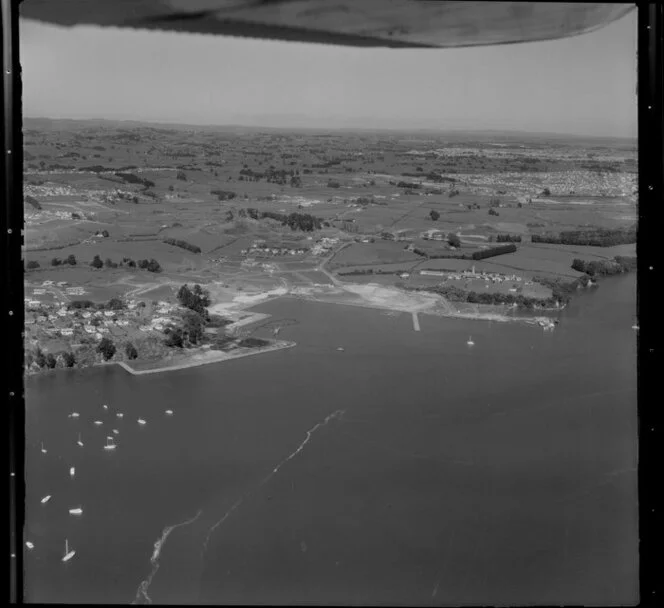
<box><xmin>60</xmin><ymin>328</ymin><xmax>74</xmax><ymax>336</ymax></box>
<box><xmin>104</xmin><ymin>311</ymin><xmax>115</xmax><ymax>317</ymax></box>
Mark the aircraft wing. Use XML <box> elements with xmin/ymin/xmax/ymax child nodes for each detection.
<box><xmin>20</xmin><ymin>1</ymin><xmax>634</xmax><ymax>48</ymax></box>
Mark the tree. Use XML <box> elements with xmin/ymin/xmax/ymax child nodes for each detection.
<box><xmin>35</xmin><ymin>348</ymin><xmax>47</xmax><ymax>368</ymax></box>
<box><xmin>62</xmin><ymin>351</ymin><xmax>76</xmax><ymax>368</ymax></box>
<box><xmin>429</xmin><ymin>210</ymin><xmax>440</xmax><ymax>221</ymax></box>
<box><xmin>107</xmin><ymin>297</ymin><xmax>124</xmax><ymax>310</ymax></box>
<box><xmin>101</xmin><ymin>230</ymin><xmax>109</xmax><ymax>238</ymax></box>
<box><xmin>177</xmin><ymin>170</ymin><xmax>187</xmax><ymax>181</ymax></box>
<box><xmin>124</xmin><ymin>342</ymin><xmax>138</xmax><ymax>360</ymax></box>
<box><xmin>541</xmin><ymin>188</ymin><xmax>551</xmax><ymax>196</ymax></box>
<box><xmin>164</xmin><ymin>327</ymin><xmax>184</xmax><ymax>348</ymax></box>
<box><xmin>51</xmin><ymin>257</ymin><xmax>62</xmax><ymax>266</ymax></box>
<box><xmin>183</xmin><ymin>311</ymin><xmax>204</xmax><ymax>345</ymax></box>
<box><xmin>45</xmin><ymin>353</ymin><xmax>57</xmax><ymax>369</ymax></box>
<box><xmin>66</xmin><ymin>254</ymin><xmax>77</xmax><ymax>265</ymax></box>
<box><xmin>104</xmin><ymin>258</ymin><xmax>117</xmax><ymax>268</ymax></box>
<box><xmin>146</xmin><ymin>259</ymin><xmax>161</xmax><ymax>273</ymax></box>
<box><xmin>97</xmin><ymin>337</ymin><xmax>116</xmax><ymax>361</ymax></box>
<box><xmin>448</xmin><ymin>233</ymin><xmax>461</xmax><ymax>248</ymax></box>
<box><xmin>177</xmin><ymin>283</ymin><xmax>210</xmax><ymax>316</ymax></box>
<box><xmin>91</xmin><ymin>255</ymin><xmax>103</xmax><ymax>269</ymax></box>
<box><xmin>26</xmin><ymin>260</ymin><xmax>40</xmax><ymax>270</ymax></box>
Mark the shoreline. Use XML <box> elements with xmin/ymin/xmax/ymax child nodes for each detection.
<box><xmin>115</xmin><ymin>340</ymin><xmax>296</xmax><ymax>376</ymax></box>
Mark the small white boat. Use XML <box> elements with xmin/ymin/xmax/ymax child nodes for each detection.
<box><xmin>112</xmin><ymin>429</ymin><xmax>119</xmax><ymax>435</ymax></box>
<box><xmin>336</xmin><ymin>347</ymin><xmax>344</xmax><ymax>352</ymax></box>
<box><xmin>103</xmin><ymin>437</ymin><xmax>117</xmax><ymax>451</ymax></box>
<box><xmin>116</xmin><ymin>413</ymin><xmax>124</xmax><ymax>419</ymax></box>
<box><xmin>25</xmin><ymin>541</ymin><xmax>34</xmax><ymax>550</ymax></box>
<box><xmin>77</xmin><ymin>433</ymin><xmax>84</xmax><ymax>447</ymax></box>
<box><xmin>93</xmin><ymin>421</ymin><xmax>103</xmax><ymax>426</ymax></box>
<box><xmin>40</xmin><ymin>442</ymin><xmax>47</xmax><ymax>454</ymax></box>
<box><xmin>68</xmin><ymin>412</ymin><xmax>80</xmax><ymax>419</ymax></box>
<box><xmin>632</xmin><ymin>324</ymin><xmax>639</xmax><ymax>330</ymax></box>
<box><xmin>467</xmin><ymin>336</ymin><xmax>475</xmax><ymax>346</ymax></box>
<box><xmin>103</xmin><ymin>404</ymin><xmax>108</xmax><ymax>410</ymax></box>
<box><xmin>69</xmin><ymin>467</ymin><xmax>75</xmax><ymax>478</ymax></box>
<box><xmin>68</xmin><ymin>507</ymin><xmax>83</xmax><ymax>516</ymax></box>
<box><xmin>165</xmin><ymin>410</ymin><xmax>173</xmax><ymax>416</ymax></box>
<box><xmin>62</xmin><ymin>539</ymin><xmax>76</xmax><ymax>562</ymax></box>
<box><xmin>137</xmin><ymin>418</ymin><xmax>146</xmax><ymax>426</ymax></box>
<box><xmin>41</xmin><ymin>495</ymin><xmax>51</xmax><ymax>504</ymax></box>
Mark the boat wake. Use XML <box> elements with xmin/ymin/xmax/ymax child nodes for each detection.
<box><xmin>201</xmin><ymin>409</ymin><xmax>346</xmax><ymax>555</ymax></box>
<box><xmin>133</xmin><ymin>509</ymin><xmax>203</xmax><ymax>605</ymax></box>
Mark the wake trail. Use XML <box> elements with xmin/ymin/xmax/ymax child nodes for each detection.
<box><xmin>201</xmin><ymin>409</ymin><xmax>345</xmax><ymax>555</ymax></box>
<box><xmin>133</xmin><ymin>509</ymin><xmax>203</xmax><ymax>605</ymax></box>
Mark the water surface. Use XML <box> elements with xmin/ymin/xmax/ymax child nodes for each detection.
<box><xmin>25</xmin><ymin>274</ymin><xmax>638</xmax><ymax>605</ymax></box>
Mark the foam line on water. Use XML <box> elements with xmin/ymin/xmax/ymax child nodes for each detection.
<box><xmin>133</xmin><ymin>509</ymin><xmax>203</xmax><ymax>605</ymax></box>
<box><xmin>201</xmin><ymin>409</ymin><xmax>345</xmax><ymax>554</ymax></box>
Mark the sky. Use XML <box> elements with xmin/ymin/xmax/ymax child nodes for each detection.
<box><xmin>20</xmin><ymin>8</ymin><xmax>636</xmax><ymax>138</ymax></box>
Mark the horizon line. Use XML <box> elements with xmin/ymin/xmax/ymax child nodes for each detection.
<box><xmin>23</xmin><ymin>115</ymin><xmax>637</xmax><ymax>141</ymax></box>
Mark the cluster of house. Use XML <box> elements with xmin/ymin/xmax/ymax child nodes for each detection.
<box><xmin>420</xmin><ymin>229</ymin><xmax>449</xmax><ymax>241</ymax></box>
<box><xmin>310</xmin><ymin>237</ymin><xmax>339</xmax><ymax>256</ymax></box>
<box><xmin>420</xmin><ymin>267</ymin><xmax>532</xmax><ymax>287</ymax></box>
<box><xmin>24</xmin><ymin>296</ymin><xmax>181</xmax><ymax>342</ymax></box>
<box><xmin>241</xmin><ymin>240</ymin><xmax>309</xmax><ymax>257</ymax></box>
<box><xmin>467</xmin><ymin>170</ymin><xmax>635</xmax><ymax>199</ymax></box>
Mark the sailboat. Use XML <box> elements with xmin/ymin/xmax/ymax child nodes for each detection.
<box><xmin>68</xmin><ymin>411</ymin><xmax>80</xmax><ymax>419</ymax></box>
<box><xmin>116</xmin><ymin>413</ymin><xmax>124</xmax><ymax>419</ymax></box>
<box><xmin>40</xmin><ymin>442</ymin><xmax>47</xmax><ymax>454</ymax></box>
<box><xmin>69</xmin><ymin>467</ymin><xmax>75</xmax><ymax>478</ymax></box>
<box><xmin>103</xmin><ymin>404</ymin><xmax>108</xmax><ymax>410</ymax></box>
<box><xmin>137</xmin><ymin>418</ymin><xmax>146</xmax><ymax>426</ymax></box>
<box><xmin>62</xmin><ymin>539</ymin><xmax>76</xmax><ymax>562</ymax></box>
<box><xmin>103</xmin><ymin>437</ymin><xmax>116</xmax><ymax>451</ymax></box>
<box><xmin>467</xmin><ymin>336</ymin><xmax>475</xmax><ymax>346</ymax></box>
<box><xmin>40</xmin><ymin>495</ymin><xmax>51</xmax><ymax>504</ymax></box>
<box><xmin>68</xmin><ymin>507</ymin><xmax>83</xmax><ymax>516</ymax></box>
<box><xmin>25</xmin><ymin>541</ymin><xmax>34</xmax><ymax>550</ymax></box>
<box><xmin>112</xmin><ymin>429</ymin><xmax>119</xmax><ymax>435</ymax></box>
<box><xmin>77</xmin><ymin>433</ymin><xmax>84</xmax><ymax>447</ymax></box>
<box><xmin>93</xmin><ymin>420</ymin><xmax>103</xmax><ymax>426</ymax></box>
<box><xmin>165</xmin><ymin>410</ymin><xmax>173</xmax><ymax>416</ymax></box>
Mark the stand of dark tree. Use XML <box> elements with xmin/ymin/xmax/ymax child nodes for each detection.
<box><xmin>114</xmin><ymin>172</ymin><xmax>155</xmax><ymax>189</ymax></box>
<box><xmin>163</xmin><ymin>238</ymin><xmax>201</xmax><ymax>254</ymax></box>
<box><xmin>210</xmin><ymin>189</ymin><xmax>237</xmax><ymax>201</ymax></box>
<box><xmin>532</xmin><ymin>226</ymin><xmax>636</xmax><ymax>246</ymax></box>
<box><xmin>246</xmin><ymin>208</ymin><xmax>322</xmax><ymax>231</ymax></box>
<box><xmin>471</xmin><ymin>243</ymin><xmax>517</xmax><ymax>260</ymax></box>
<box><xmin>405</xmin><ymin>283</ymin><xmax>564</xmax><ymax>309</ymax></box>
<box><xmin>397</xmin><ymin>181</ymin><xmax>421</xmax><ymax>189</ymax></box>
<box><xmin>495</xmin><ymin>234</ymin><xmax>522</xmax><ymax>243</ymax></box>
<box><xmin>571</xmin><ymin>256</ymin><xmax>637</xmax><ymax>276</ymax></box>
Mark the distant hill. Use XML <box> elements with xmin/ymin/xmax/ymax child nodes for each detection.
<box><xmin>23</xmin><ymin>116</ymin><xmax>636</xmax><ymax>149</ymax></box>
